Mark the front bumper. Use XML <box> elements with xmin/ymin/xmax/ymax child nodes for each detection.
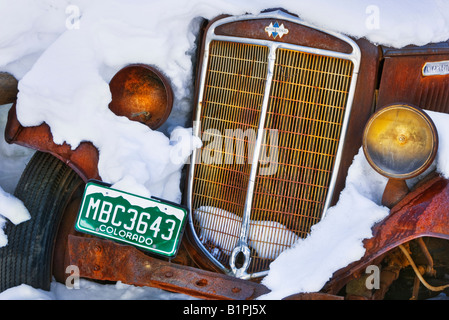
<box><xmin>68</xmin><ymin>234</ymin><xmax>270</xmax><ymax>300</ymax></box>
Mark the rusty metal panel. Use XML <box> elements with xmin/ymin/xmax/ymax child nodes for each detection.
<box><xmin>0</xmin><ymin>72</ymin><xmax>18</xmax><ymax>105</ymax></box>
<box><xmin>4</xmin><ymin>104</ymin><xmax>100</xmax><ymax>182</ymax></box>
<box><xmin>377</xmin><ymin>53</ymin><xmax>449</xmax><ymax>113</ymax></box>
<box><xmin>324</xmin><ymin>174</ymin><xmax>449</xmax><ymax>295</ymax></box>
<box><xmin>215</xmin><ymin>18</ymin><xmax>353</xmax><ymax>54</ymax></box>
<box><xmin>68</xmin><ymin>235</ymin><xmax>270</xmax><ymax>300</ymax></box>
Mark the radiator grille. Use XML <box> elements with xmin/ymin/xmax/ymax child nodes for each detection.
<box><xmin>191</xmin><ymin>40</ymin><xmax>354</xmax><ymax>274</ymax></box>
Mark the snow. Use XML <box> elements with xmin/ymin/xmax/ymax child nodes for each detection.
<box><xmin>0</xmin><ymin>185</ymin><xmax>30</xmax><ymax>247</ymax></box>
<box><xmin>0</xmin><ymin>106</ymin><xmax>32</xmax><ymax>247</ymax></box>
<box><xmin>260</xmin><ymin>150</ymin><xmax>390</xmax><ymax>299</ymax></box>
<box><xmin>195</xmin><ymin>206</ymin><xmax>299</xmax><ymax>259</ymax></box>
<box><xmin>0</xmin><ymin>280</ymin><xmax>197</xmax><ymax>300</ymax></box>
<box><xmin>428</xmin><ymin>110</ymin><xmax>449</xmax><ymax>180</ymax></box>
<box><xmin>0</xmin><ymin>0</ymin><xmax>449</xmax><ymax>300</ymax></box>
<box><xmin>195</xmin><ymin>206</ymin><xmax>243</xmax><ymax>255</ymax></box>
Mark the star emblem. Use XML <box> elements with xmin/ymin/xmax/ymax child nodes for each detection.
<box><xmin>265</xmin><ymin>21</ymin><xmax>289</xmax><ymax>39</ymax></box>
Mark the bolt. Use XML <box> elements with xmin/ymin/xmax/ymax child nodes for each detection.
<box><xmin>232</xmin><ymin>287</ymin><xmax>241</xmax><ymax>293</ymax></box>
<box><xmin>195</xmin><ymin>279</ymin><xmax>208</xmax><ymax>287</ymax></box>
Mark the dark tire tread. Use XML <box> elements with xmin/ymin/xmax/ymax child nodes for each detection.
<box><xmin>0</xmin><ymin>151</ymin><xmax>83</xmax><ymax>292</ymax></box>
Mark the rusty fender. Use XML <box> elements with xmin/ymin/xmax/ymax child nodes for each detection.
<box><xmin>4</xmin><ymin>103</ymin><xmax>100</xmax><ymax>182</ymax></box>
<box><xmin>324</xmin><ymin>173</ymin><xmax>449</xmax><ymax>294</ymax></box>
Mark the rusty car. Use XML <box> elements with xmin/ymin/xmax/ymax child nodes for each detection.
<box><xmin>1</xmin><ymin>9</ymin><xmax>449</xmax><ymax>300</ymax></box>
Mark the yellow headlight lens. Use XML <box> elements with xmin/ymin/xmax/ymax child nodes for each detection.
<box><xmin>363</xmin><ymin>104</ymin><xmax>438</xmax><ymax>179</ymax></box>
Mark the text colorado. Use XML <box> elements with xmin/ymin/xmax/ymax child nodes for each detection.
<box><xmin>84</xmin><ymin>196</ymin><xmax>178</xmax><ymax>244</ymax></box>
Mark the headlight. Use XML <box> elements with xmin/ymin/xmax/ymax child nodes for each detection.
<box><xmin>109</xmin><ymin>64</ymin><xmax>173</xmax><ymax>130</ymax></box>
<box><xmin>363</xmin><ymin>104</ymin><xmax>438</xmax><ymax>180</ymax></box>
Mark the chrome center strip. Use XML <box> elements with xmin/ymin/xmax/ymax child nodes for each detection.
<box><xmin>230</xmin><ymin>44</ymin><xmax>276</xmax><ymax>278</ymax></box>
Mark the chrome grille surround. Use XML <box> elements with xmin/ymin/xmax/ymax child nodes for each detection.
<box><xmin>187</xmin><ymin>10</ymin><xmax>361</xmax><ymax>279</ymax></box>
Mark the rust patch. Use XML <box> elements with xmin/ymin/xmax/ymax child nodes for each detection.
<box><xmin>68</xmin><ymin>235</ymin><xmax>270</xmax><ymax>300</ymax></box>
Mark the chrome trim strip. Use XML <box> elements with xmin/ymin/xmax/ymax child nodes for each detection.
<box><xmin>230</xmin><ymin>44</ymin><xmax>276</xmax><ymax>278</ymax></box>
<box><xmin>187</xmin><ymin>10</ymin><xmax>361</xmax><ymax>278</ymax></box>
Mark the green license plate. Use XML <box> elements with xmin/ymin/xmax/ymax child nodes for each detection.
<box><xmin>75</xmin><ymin>181</ymin><xmax>187</xmax><ymax>257</ymax></box>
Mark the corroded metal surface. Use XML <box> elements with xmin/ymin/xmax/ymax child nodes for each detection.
<box><xmin>0</xmin><ymin>72</ymin><xmax>18</xmax><ymax>105</ymax></box>
<box><xmin>324</xmin><ymin>174</ymin><xmax>449</xmax><ymax>295</ymax></box>
<box><xmin>377</xmin><ymin>51</ymin><xmax>449</xmax><ymax>114</ymax></box>
<box><xmin>108</xmin><ymin>64</ymin><xmax>173</xmax><ymax>130</ymax></box>
<box><xmin>283</xmin><ymin>292</ymin><xmax>344</xmax><ymax>300</ymax></box>
<box><xmin>215</xmin><ymin>18</ymin><xmax>353</xmax><ymax>54</ymax></box>
<box><xmin>381</xmin><ymin>178</ymin><xmax>410</xmax><ymax>208</ymax></box>
<box><xmin>4</xmin><ymin>104</ymin><xmax>100</xmax><ymax>182</ymax></box>
<box><xmin>68</xmin><ymin>235</ymin><xmax>270</xmax><ymax>300</ymax></box>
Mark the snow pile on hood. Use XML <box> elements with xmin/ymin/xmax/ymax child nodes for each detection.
<box><xmin>1</xmin><ymin>0</ymin><xmax>449</xmax><ymax>299</ymax></box>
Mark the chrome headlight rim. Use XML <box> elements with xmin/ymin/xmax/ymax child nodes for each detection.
<box><xmin>362</xmin><ymin>103</ymin><xmax>439</xmax><ymax>180</ymax></box>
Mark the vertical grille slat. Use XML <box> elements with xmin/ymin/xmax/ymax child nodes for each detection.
<box><xmin>192</xmin><ymin>41</ymin><xmax>268</xmax><ymax>262</ymax></box>
<box><xmin>191</xmin><ymin>36</ymin><xmax>355</xmax><ymax>275</ymax></box>
<box><xmin>248</xmin><ymin>49</ymin><xmax>353</xmax><ymax>272</ymax></box>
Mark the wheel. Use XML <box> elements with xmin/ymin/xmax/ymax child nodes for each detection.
<box><xmin>0</xmin><ymin>151</ymin><xmax>84</xmax><ymax>292</ymax></box>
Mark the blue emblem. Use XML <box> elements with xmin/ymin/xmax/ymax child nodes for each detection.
<box><xmin>265</xmin><ymin>21</ymin><xmax>289</xmax><ymax>39</ymax></box>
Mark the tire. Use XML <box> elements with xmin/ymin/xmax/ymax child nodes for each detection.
<box><xmin>0</xmin><ymin>151</ymin><xmax>84</xmax><ymax>292</ymax></box>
